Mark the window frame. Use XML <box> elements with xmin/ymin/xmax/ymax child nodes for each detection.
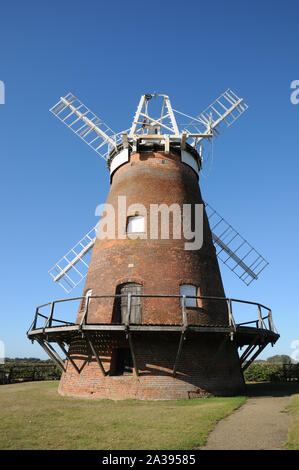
<box><xmin>180</xmin><ymin>284</ymin><xmax>198</xmax><ymax>308</ymax></box>
<box><xmin>127</xmin><ymin>215</ymin><xmax>145</xmax><ymax>234</ymax></box>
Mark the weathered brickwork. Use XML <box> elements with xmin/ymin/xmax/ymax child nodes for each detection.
<box><xmin>77</xmin><ymin>150</ymin><xmax>227</xmax><ymax>326</ymax></box>
<box><xmin>59</xmin><ymin>333</ymin><xmax>245</xmax><ymax>399</ymax></box>
<box><xmin>59</xmin><ymin>147</ymin><xmax>245</xmax><ymax>399</ymax></box>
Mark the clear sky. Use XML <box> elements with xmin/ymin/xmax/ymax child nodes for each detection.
<box><xmin>0</xmin><ymin>0</ymin><xmax>298</xmax><ymax>360</ymax></box>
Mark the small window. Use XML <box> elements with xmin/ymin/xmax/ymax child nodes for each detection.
<box><xmin>180</xmin><ymin>284</ymin><xmax>197</xmax><ymax>307</ymax></box>
<box><xmin>127</xmin><ymin>215</ymin><xmax>145</xmax><ymax>233</ymax></box>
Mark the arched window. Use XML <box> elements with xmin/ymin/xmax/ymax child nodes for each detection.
<box><xmin>180</xmin><ymin>284</ymin><xmax>197</xmax><ymax>307</ymax></box>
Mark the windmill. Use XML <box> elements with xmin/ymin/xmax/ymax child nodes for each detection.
<box><xmin>27</xmin><ymin>91</ymin><xmax>279</xmax><ymax>399</ymax></box>
<box><xmin>48</xmin><ymin>91</ymin><xmax>267</xmax><ymax>293</ymax></box>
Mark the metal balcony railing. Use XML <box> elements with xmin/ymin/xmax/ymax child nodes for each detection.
<box><xmin>28</xmin><ymin>294</ymin><xmax>277</xmax><ymax>335</ymax></box>
<box><xmin>27</xmin><ymin>294</ymin><xmax>279</xmax><ymax>376</ymax></box>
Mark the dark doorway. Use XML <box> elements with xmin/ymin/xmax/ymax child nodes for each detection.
<box><xmin>111</xmin><ymin>348</ymin><xmax>133</xmax><ymax>375</ymax></box>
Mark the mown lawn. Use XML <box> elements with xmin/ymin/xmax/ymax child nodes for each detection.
<box><xmin>284</xmin><ymin>393</ymin><xmax>299</xmax><ymax>450</ymax></box>
<box><xmin>0</xmin><ymin>381</ymin><xmax>245</xmax><ymax>450</ymax></box>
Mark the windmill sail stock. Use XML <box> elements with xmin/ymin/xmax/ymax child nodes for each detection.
<box><xmin>48</xmin><ymin>90</ymin><xmax>267</xmax><ymax>293</ymax></box>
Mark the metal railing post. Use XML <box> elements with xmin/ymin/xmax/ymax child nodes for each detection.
<box><xmin>80</xmin><ymin>295</ymin><xmax>90</xmax><ymax>327</ymax></box>
<box><xmin>228</xmin><ymin>299</ymin><xmax>236</xmax><ymax>329</ymax></box>
<box><xmin>33</xmin><ymin>307</ymin><xmax>39</xmax><ymax>330</ymax></box>
<box><xmin>49</xmin><ymin>301</ymin><xmax>55</xmax><ymax>328</ymax></box>
<box><xmin>181</xmin><ymin>296</ymin><xmax>187</xmax><ymax>327</ymax></box>
<box><xmin>124</xmin><ymin>293</ymin><xmax>139</xmax><ymax>376</ymax></box>
<box><xmin>228</xmin><ymin>299</ymin><xmax>236</xmax><ymax>341</ymax></box>
<box><xmin>43</xmin><ymin>302</ymin><xmax>54</xmax><ymax>331</ymax></box>
<box><xmin>173</xmin><ymin>295</ymin><xmax>188</xmax><ymax>377</ymax></box>
<box><xmin>257</xmin><ymin>304</ymin><xmax>263</xmax><ymax>329</ymax></box>
<box><xmin>126</xmin><ymin>293</ymin><xmax>132</xmax><ymax>326</ymax></box>
<box><xmin>268</xmin><ymin>310</ymin><xmax>274</xmax><ymax>332</ymax></box>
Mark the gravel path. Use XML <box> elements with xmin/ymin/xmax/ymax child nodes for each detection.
<box><xmin>202</xmin><ymin>395</ymin><xmax>291</xmax><ymax>450</ymax></box>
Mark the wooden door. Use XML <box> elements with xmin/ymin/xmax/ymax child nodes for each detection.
<box><xmin>120</xmin><ymin>283</ymin><xmax>142</xmax><ymax>324</ymax></box>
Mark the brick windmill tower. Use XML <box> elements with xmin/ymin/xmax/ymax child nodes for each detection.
<box><xmin>28</xmin><ymin>91</ymin><xmax>279</xmax><ymax>399</ymax></box>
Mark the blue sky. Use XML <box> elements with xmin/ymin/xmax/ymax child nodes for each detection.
<box><xmin>0</xmin><ymin>0</ymin><xmax>298</xmax><ymax>360</ymax></box>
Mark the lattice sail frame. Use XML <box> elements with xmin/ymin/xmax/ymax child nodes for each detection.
<box><xmin>176</xmin><ymin>89</ymin><xmax>248</xmax><ymax>143</ymax></box>
<box><xmin>48</xmin><ymin>224</ymin><xmax>98</xmax><ymax>293</ymax></box>
<box><xmin>50</xmin><ymin>93</ymin><xmax>124</xmax><ymax>160</ymax></box>
<box><xmin>205</xmin><ymin>202</ymin><xmax>269</xmax><ymax>286</ymax></box>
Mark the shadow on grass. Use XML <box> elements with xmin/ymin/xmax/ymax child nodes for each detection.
<box><xmin>245</xmin><ymin>381</ymin><xmax>299</xmax><ymax>397</ymax></box>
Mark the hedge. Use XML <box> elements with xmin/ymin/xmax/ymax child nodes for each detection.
<box><xmin>244</xmin><ymin>362</ymin><xmax>299</xmax><ymax>382</ymax></box>
<box><xmin>0</xmin><ymin>363</ymin><xmax>61</xmax><ymax>384</ymax></box>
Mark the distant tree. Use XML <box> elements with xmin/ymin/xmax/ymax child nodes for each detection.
<box><xmin>14</xmin><ymin>357</ymin><xmax>41</xmax><ymax>363</ymax></box>
<box><xmin>4</xmin><ymin>357</ymin><xmax>51</xmax><ymax>363</ymax></box>
<box><xmin>267</xmin><ymin>355</ymin><xmax>292</xmax><ymax>364</ymax></box>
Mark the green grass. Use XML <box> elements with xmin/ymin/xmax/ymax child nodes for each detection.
<box><xmin>0</xmin><ymin>381</ymin><xmax>245</xmax><ymax>450</ymax></box>
<box><xmin>284</xmin><ymin>393</ymin><xmax>299</xmax><ymax>450</ymax></box>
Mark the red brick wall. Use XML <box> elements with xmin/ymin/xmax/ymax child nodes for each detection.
<box><xmin>77</xmin><ymin>149</ymin><xmax>228</xmax><ymax>327</ymax></box>
<box><xmin>59</xmin><ymin>147</ymin><xmax>245</xmax><ymax>400</ymax></box>
<box><xmin>59</xmin><ymin>333</ymin><xmax>245</xmax><ymax>399</ymax></box>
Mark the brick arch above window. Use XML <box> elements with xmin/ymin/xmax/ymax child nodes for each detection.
<box><xmin>116</xmin><ymin>277</ymin><xmax>144</xmax><ymax>286</ymax></box>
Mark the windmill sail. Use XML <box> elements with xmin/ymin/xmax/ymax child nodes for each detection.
<box><xmin>205</xmin><ymin>202</ymin><xmax>268</xmax><ymax>285</ymax></box>
<box><xmin>50</xmin><ymin>93</ymin><xmax>123</xmax><ymax>160</ymax></box>
<box><xmin>175</xmin><ymin>89</ymin><xmax>248</xmax><ymax>148</ymax></box>
<box><xmin>49</xmin><ymin>202</ymin><xmax>268</xmax><ymax>293</ymax></box>
<box><xmin>48</xmin><ymin>224</ymin><xmax>98</xmax><ymax>293</ymax></box>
